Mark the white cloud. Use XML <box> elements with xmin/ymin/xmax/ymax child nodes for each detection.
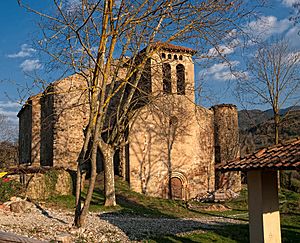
<box><xmin>20</xmin><ymin>59</ymin><xmax>42</xmax><ymax>72</ymax></box>
<box><xmin>0</xmin><ymin>101</ymin><xmax>20</xmax><ymax>109</ymax></box>
<box><xmin>201</xmin><ymin>61</ymin><xmax>247</xmax><ymax>81</ymax></box>
<box><xmin>207</xmin><ymin>45</ymin><xmax>235</xmax><ymax>57</ymax></box>
<box><xmin>0</xmin><ymin>101</ymin><xmax>20</xmax><ymax>125</ymax></box>
<box><xmin>64</xmin><ymin>0</ymin><xmax>81</xmax><ymax>13</ymax></box>
<box><xmin>285</xmin><ymin>26</ymin><xmax>300</xmax><ymax>48</ymax></box>
<box><xmin>7</xmin><ymin>44</ymin><xmax>36</xmax><ymax>58</ymax></box>
<box><xmin>282</xmin><ymin>0</ymin><xmax>300</xmax><ymax>7</ymax></box>
<box><xmin>246</xmin><ymin>16</ymin><xmax>291</xmax><ymax>41</ymax></box>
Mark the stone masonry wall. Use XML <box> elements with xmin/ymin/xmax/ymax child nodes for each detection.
<box><xmin>18</xmin><ymin>46</ymin><xmax>241</xmax><ymax>201</ymax></box>
<box><xmin>212</xmin><ymin>104</ymin><xmax>241</xmax><ymax>192</ymax></box>
<box><xmin>129</xmin><ymin>96</ymin><xmax>215</xmax><ymax>200</ymax></box>
<box><xmin>24</xmin><ymin>169</ymin><xmax>73</xmax><ymax>200</ymax></box>
<box><xmin>31</xmin><ymin>96</ymin><xmax>41</xmax><ymax>166</ymax></box>
<box><xmin>18</xmin><ymin>102</ymin><xmax>32</xmax><ymax>164</ymax></box>
<box><xmin>40</xmin><ymin>87</ymin><xmax>54</xmax><ymax>166</ymax></box>
<box><xmin>52</xmin><ymin>75</ymin><xmax>89</xmax><ymax>170</ymax></box>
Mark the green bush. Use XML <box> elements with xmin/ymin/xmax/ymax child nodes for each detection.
<box><xmin>290</xmin><ymin>178</ymin><xmax>300</xmax><ymax>193</ymax></box>
<box><xmin>0</xmin><ymin>179</ymin><xmax>24</xmax><ymax>203</ymax></box>
<box><xmin>280</xmin><ymin>171</ymin><xmax>300</xmax><ymax>193</ymax></box>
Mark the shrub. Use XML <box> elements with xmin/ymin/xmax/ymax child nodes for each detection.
<box><xmin>281</xmin><ymin>171</ymin><xmax>300</xmax><ymax>193</ymax></box>
<box><xmin>0</xmin><ymin>178</ymin><xmax>24</xmax><ymax>203</ymax></box>
<box><xmin>290</xmin><ymin>178</ymin><xmax>300</xmax><ymax>193</ymax></box>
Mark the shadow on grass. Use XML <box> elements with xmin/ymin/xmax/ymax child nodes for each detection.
<box><xmin>115</xmin><ymin>194</ymin><xmax>178</xmax><ymax>218</ymax></box>
<box><xmin>187</xmin><ymin>207</ymin><xmax>249</xmax><ymax>222</ymax></box>
<box><xmin>99</xmin><ymin>215</ymin><xmax>250</xmax><ymax>242</ymax></box>
<box><xmin>98</xmin><ymin>201</ymin><xmax>300</xmax><ymax>242</ymax></box>
<box><xmin>281</xmin><ymin>226</ymin><xmax>300</xmax><ymax>243</ymax></box>
<box><xmin>149</xmin><ymin>223</ymin><xmax>300</xmax><ymax>243</ymax></box>
<box><xmin>281</xmin><ymin>214</ymin><xmax>300</xmax><ymax>242</ymax></box>
<box><xmin>150</xmin><ymin>223</ymin><xmax>249</xmax><ymax>243</ymax></box>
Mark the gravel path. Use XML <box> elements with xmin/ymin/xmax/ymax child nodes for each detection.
<box><xmin>0</xmin><ymin>204</ymin><xmax>245</xmax><ymax>242</ymax></box>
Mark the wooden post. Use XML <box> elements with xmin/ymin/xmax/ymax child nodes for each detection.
<box><xmin>247</xmin><ymin>170</ymin><xmax>281</xmax><ymax>243</ymax></box>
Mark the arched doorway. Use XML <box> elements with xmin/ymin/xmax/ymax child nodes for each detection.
<box><xmin>170</xmin><ymin>177</ymin><xmax>183</xmax><ymax>199</ymax></box>
<box><xmin>165</xmin><ymin>172</ymin><xmax>188</xmax><ymax>200</ymax></box>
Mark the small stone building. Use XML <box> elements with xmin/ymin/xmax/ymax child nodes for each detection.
<box><xmin>18</xmin><ymin>43</ymin><xmax>240</xmax><ymax>200</ymax></box>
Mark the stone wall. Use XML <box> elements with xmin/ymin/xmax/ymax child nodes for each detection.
<box><xmin>18</xmin><ymin>45</ymin><xmax>242</xmax><ymax>201</ymax></box>
<box><xmin>212</xmin><ymin>104</ymin><xmax>241</xmax><ymax>192</ymax></box>
<box><xmin>128</xmin><ymin>96</ymin><xmax>215</xmax><ymax>200</ymax></box>
<box><xmin>52</xmin><ymin>75</ymin><xmax>89</xmax><ymax>170</ymax></box>
<box><xmin>31</xmin><ymin>96</ymin><xmax>41</xmax><ymax>166</ymax></box>
<box><xmin>18</xmin><ymin>95</ymin><xmax>42</xmax><ymax>166</ymax></box>
<box><xmin>150</xmin><ymin>51</ymin><xmax>195</xmax><ymax>102</ymax></box>
<box><xmin>18</xmin><ymin>102</ymin><xmax>32</xmax><ymax>164</ymax></box>
<box><xmin>40</xmin><ymin>87</ymin><xmax>54</xmax><ymax>166</ymax></box>
<box><xmin>24</xmin><ymin>169</ymin><xmax>73</xmax><ymax>200</ymax></box>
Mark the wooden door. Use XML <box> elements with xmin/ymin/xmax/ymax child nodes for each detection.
<box><xmin>171</xmin><ymin>177</ymin><xmax>183</xmax><ymax>200</ymax></box>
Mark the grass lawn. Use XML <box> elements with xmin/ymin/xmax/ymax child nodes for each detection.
<box><xmin>46</xmin><ymin>176</ymin><xmax>300</xmax><ymax>242</ymax></box>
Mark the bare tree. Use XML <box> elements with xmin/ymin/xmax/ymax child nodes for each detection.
<box><xmin>0</xmin><ymin>114</ymin><xmax>18</xmax><ymax>169</ymax></box>
<box><xmin>290</xmin><ymin>2</ymin><xmax>300</xmax><ymax>27</ymax></box>
<box><xmin>236</xmin><ymin>39</ymin><xmax>300</xmax><ymax>145</ymax></box>
<box><xmin>17</xmin><ymin>0</ymin><xmax>262</xmax><ymax>227</ymax></box>
<box><xmin>0</xmin><ymin>114</ymin><xmax>17</xmax><ymax>142</ymax></box>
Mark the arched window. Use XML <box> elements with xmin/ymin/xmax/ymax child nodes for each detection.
<box><xmin>174</xmin><ymin>54</ymin><xmax>178</xmax><ymax>60</ymax></box>
<box><xmin>168</xmin><ymin>54</ymin><xmax>172</xmax><ymax>59</ymax></box>
<box><xmin>169</xmin><ymin>116</ymin><xmax>178</xmax><ymax>126</ymax></box>
<box><xmin>162</xmin><ymin>53</ymin><xmax>166</xmax><ymax>59</ymax></box>
<box><xmin>179</xmin><ymin>55</ymin><xmax>183</xmax><ymax>60</ymax></box>
<box><xmin>163</xmin><ymin>63</ymin><xmax>172</xmax><ymax>94</ymax></box>
<box><xmin>176</xmin><ymin>64</ymin><xmax>185</xmax><ymax>95</ymax></box>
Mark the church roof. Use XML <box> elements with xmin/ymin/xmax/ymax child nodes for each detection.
<box><xmin>217</xmin><ymin>137</ymin><xmax>300</xmax><ymax>172</ymax></box>
<box><xmin>141</xmin><ymin>42</ymin><xmax>197</xmax><ymax>55</ymax></box>
<box><xmin>154</xmin><ymin>42</ymin><xmax>197</xmax><ymax>54</ymax></box>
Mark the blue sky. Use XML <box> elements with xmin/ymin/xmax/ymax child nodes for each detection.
<box><xmin>0</xmin><ymin>0</ymin><xmax>299</xmax><ymax>124</ymax></box>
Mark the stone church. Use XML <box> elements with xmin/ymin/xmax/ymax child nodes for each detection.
<box><xmin>18</xmin><ymin>43</ymin><xmax>240</xmax><ymax>200</ymax></box>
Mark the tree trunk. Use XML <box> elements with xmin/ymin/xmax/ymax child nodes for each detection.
<box><xmin>74</xmin><ymin>125</ymin><xmax>93</xmax><ymax>227</ymax></box>
<box><xmin>274</xmin><ymin>113</ymin><xmax>280</xmax><ymax>145</ymax></box>
<box><xmin>74</xmin><ymin>165</ymin><xmax>82</xmax><ymax>225</ymax></box>
<box><xmin>103</xmin><ymin>143</ymin><xmax>116</xmax><ymax>207</ymax></box>
<box><xmin>74</xmin><ymin>138</ymin><xmax>98</xmax><ymax>227</ymax></box>
<box><xmin>119</xmin><ymin>145</ymin><xmax>126</xmax><ymax>180</ymax></box>
<box><xmin>167</xmin><ymin>145</ymin><xmax>172</xmax><ymax>199</ymax></box>
<box><xmin>168</xmin><ymin>172</ymin><xmax>172</xmax><ymax>199</ymax></box>
<box><xmin>76</xmin><ymin>158</ymin><xmax>97</xmax><ymax>227</ymax></box>
<box><xmin>274</xmin><ymin>112</ymin><xmax>281</xmax><ymax>188</ymax></box>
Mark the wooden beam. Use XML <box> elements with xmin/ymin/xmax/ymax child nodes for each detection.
<box><xmin>0</xmin><ymin>231</ymin><xmax>46</xmax><ymax>243</ymax></box>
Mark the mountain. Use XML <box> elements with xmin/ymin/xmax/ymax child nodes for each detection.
<box><xmin>238</xmin><ymin>106</ymin><xmax>300</xmax><ymax>131</ymax></box>
<box><xmin>238</xmin><ymin>106</ymin><xmax>300</xmax><ymax>192</ymax></box>
<box><xmin>238</xmin><ymin>106</ymin><xmax>300</xmax><ymax>155</ymax></box>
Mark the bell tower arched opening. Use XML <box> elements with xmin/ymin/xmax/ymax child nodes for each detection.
<box><xmin>163</xmin><ymin>63</ymin><xmax>172</xmax><ymax>94</ymax></box>
<box><xmin>176</xmin><ymin>64</ymin><xmax>185</xmax><ymax>95</ymax></box>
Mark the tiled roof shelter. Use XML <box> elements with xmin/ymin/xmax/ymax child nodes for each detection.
<box><xmin>217</xmin><ymin>137</ymin><xmax>300</xmax><ymax>172</ymax></box>
<box><xmin>216</xmin><ymin>137</ymin><xmax>300</xmax><ymax>243</ymax></box>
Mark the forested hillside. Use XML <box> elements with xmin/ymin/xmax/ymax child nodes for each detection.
<box><xmin>239</xmin><ymin>106</ymin><xmax>300</xmax><ymax>155</ymax></box>
<box><xmin>238</xmin><ymin>107</ymin><xmax>300</xmax><ymax>192</ymax></box>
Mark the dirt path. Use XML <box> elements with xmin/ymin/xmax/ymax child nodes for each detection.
<box><xmin>0</xmin><ymin>205</ymin><xmax>245</xmax><ymax>242</ymax></box>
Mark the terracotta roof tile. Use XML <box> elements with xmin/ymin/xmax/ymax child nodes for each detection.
<box><xmin>153</xmin><ymin>42</ymin><xmax>197</xmax><ymax>54</ymax></box>
<box><xmin>217</xmin><ymin>137</ymin><xmax>300</xmax><ymax>171</ymax></box>
<box><xmin>140</xmin><ymin>41</ymin><xmax>197</xmax><ymax>55</ymax></box>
